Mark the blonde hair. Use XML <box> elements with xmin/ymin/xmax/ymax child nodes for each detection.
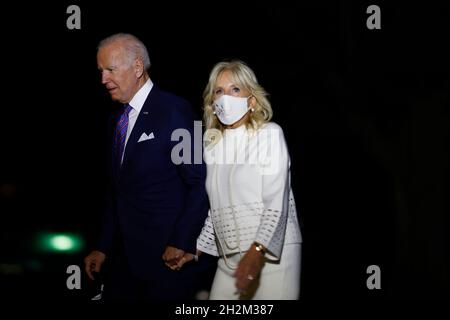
<box><xmin>203</xmin><ymin>60</ymin><xmax>273</xmax><ymax>131</ymax></box>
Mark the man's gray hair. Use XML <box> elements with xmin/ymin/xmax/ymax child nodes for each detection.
<box><xmin>98</xmin><ymin>33</ymin><xmax>151</xmax><ymax>70</ymax></box>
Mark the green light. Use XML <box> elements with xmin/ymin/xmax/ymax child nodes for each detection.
<box><xmin>50</xmin><ymin>235</ymin><xmax>74</xmax><ymax>250</ymax></box>
<box><xmin>35</xmin><ymin>232</ymin><xmax>84</xmax><ymax>254</ymax></box>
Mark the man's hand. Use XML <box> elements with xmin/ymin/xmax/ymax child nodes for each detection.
<box><xmin>234</xmin><ymin>244</ymin><xmax>265</xmax><ymax>295</ymax></box>
<box><xmin>162</xmin><ymin>246</ymin><xmax>185</xmax><ymax>270</ymax></box>
<box><xmin>84</xmin><ymin>250</ymin><xmax>106</xmax><ymax>281</ymax></box>
<box><xmin>173</xmin><ymin>252</ymin><xmax>198</xmax><ymax>269</ymax></box>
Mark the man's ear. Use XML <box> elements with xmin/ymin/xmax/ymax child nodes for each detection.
<box><xmin>134</xmin><ymin>58</ymin><xmax>144</xmax><ymax>78</ymax></box>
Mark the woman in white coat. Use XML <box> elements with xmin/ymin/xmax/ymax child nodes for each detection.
<box><xmin>177</xmin><ymin>60</ymin><xmax>302</xmax><ymax>300</ymax></box>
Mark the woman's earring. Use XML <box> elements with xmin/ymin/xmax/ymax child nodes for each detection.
<box><xmin>213</xmin><ymin>111</ymin><xmax>216</xmax><ymax>115</ymax></box>
<box><xmin>250</xmin><ymin>108</ymin><xmax>255</xmax><ymax>112</ymax></box>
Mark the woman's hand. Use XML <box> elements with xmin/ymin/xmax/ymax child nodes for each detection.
<box><xmin>166</xmin><ymin>250</ymin><xmax>201</xmax><ymax>270</ymax></box>
<box><xmin>162</xmin><ymin>246</ymin><xmax>185</xmax><ymax>270</ymax></box>
<box><xmin>234</xmin><ymin>244</ymin><xmax>265</xmax><ymax>295</ymax></box>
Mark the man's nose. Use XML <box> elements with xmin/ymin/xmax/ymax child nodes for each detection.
<box><xmin>101</xmin><ymin>72</ymin><xmax>109</xmax><ymax>84</ymax></box>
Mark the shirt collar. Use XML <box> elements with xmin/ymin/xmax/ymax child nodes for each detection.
<box><xmin>128</xmin><ymin>79</ymin><xmax>153</xmax><ymax>113</ymax></box>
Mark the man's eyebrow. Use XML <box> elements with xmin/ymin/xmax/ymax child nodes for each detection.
<box><xmin>98</xmin><ymin>65</ymin><xmax>116</xmax><ymax>71</ymax></box>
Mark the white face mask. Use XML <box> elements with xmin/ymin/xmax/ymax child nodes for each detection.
<box><xmin>213</xmin><ymin>95</ymin><xmax>250</xmax><ymax>125</ymax></box>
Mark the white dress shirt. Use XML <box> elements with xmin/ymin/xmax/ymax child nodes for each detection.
<box><xmin>121</xmin><ymin>79</ymin><xmax>153</xmax><ymax>163</ymax></box>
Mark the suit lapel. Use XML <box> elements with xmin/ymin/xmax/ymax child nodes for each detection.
<box><xmin>120</xmin><ymin>87</ymin><xmax>158</xmax><ymax>171</ymax></box>
<box><xmin>110</xmin><ymin>110</ymin><xmax>122</xmax><ymax>182</ymax></box>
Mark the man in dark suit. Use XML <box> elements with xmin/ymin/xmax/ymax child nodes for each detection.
<box><xmin>84</xmin><ymin>33</ymin><xmax>209</xmax><ymax>300</ymax></box>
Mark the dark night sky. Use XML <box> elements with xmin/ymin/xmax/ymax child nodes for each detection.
<box><xmin>1</xmin><ymin>1</ymin><xmax>449</xmax><ymax>303</ymax></box>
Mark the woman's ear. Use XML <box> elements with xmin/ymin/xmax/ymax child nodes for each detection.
<box><xmin>249</xmin><ymin>95</ymin><xmax>257</xmax><ymax>108</ymax></box>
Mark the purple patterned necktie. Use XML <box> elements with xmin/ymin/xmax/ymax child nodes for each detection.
<box><xmin>114</xmin><ymin>104</ymin><xmax>133</xmax><ymax>166</ymax></box>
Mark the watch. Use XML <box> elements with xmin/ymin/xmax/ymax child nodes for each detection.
<box><xmin>254</xmin><ymin>242</ymin><xmax>267</xmax><ymax>255</ymax></box>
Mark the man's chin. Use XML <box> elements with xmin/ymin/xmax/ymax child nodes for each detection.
<box><xmin>109</xmin><ymin>93</ymin><xmax>120</xmax><ymax>102</ymax></box>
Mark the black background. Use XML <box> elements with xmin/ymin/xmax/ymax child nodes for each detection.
<box><xmin>1</xmin><ymin>0</ymin><xmax>449</xmax><ymax>305</ymax></box>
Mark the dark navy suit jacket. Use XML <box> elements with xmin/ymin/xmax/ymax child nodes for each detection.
<box><xmin>97</xmin><ymin>85</ymin><xmax>209</xmax><ymax>298</ymax></box>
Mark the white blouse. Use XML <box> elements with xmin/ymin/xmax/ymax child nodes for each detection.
<box><xmin>197</xmin><ymin>122</ymin><xmax>302</xmax><ymax>261</ymax></box>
